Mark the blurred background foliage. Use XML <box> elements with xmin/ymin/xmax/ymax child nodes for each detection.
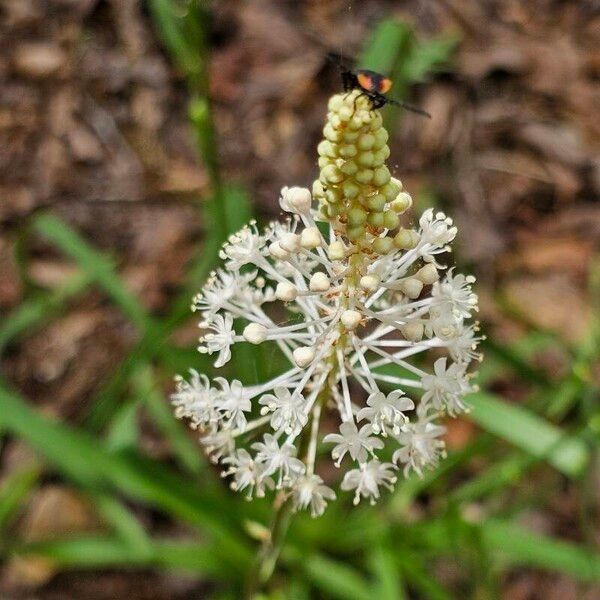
<box><xmin>1</xmin><ymin>0</ymin><xmax>599</xmax><ymax>598</ymax></box>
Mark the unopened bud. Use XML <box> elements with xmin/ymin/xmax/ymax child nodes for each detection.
<box><xmin>359</xmin><ymin>275</ymin><xmax>379</xmax><ymax>292</ymax></box>
<box><xmin>328</xmin><ymin>241</ymin><xmax>345</xmax><ymax>261</ymax></box>
<box><xmin>293</xmin><ymin>346</ymin><xmax>315</xmax><ymax>368</ymax></box>
<box><xmin>399</xmin><ymin>278</ymin><xmax>423</xmax><ymax>299</ymax></box>
<box><xmin>341</xmin><ymin>309</ymin><xmax>362</xmax><ymax>330</ymax></box>
<box><xmin>416</xmin><ymin>264</ymin><xmax>438</xmax><ymax>285</ymax></box>
<box><xmin>279</xmin><ymin>232</ymin><xmax>300</xmax><ymax>253</ymax></box>
<box><xmin>243</xmin><ymin>323</ymin><xmax>267</xmax><ymax>344</ymax></box>
<box><xmin>309</xmin><ymin>272</ymin><xmax>330</xmax><ymax>292</ymax></box>
<box><xmin>269</xmin><ymin>242</ymin><xmax>290</xmax><ymax>260</ymax></box>
<box><xmin>281</xmin><ymin>186</ymin><xmax>312</xmax><ymax>214</ymax></box>
<box><xmin>275</xmin><ymin>281</ymin><xmax>298</xmax><ymax>302</ymax></box>
<box><xmin>301</xmin><ymin>227</ymin><xmax>321</xmax><ymax>249</ymax></box>
<box><xmin>402</xmin><ymin>322</ymin><xmax>424</xmax><ymax>342</ymax></box>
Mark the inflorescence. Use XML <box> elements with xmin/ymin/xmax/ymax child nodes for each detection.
<box><xmin>172</xmin><ymin>90</ymin><xmax>481</xmax><ymax>516</ymax></box>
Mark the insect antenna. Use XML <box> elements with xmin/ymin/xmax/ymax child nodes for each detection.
<box><xmin>385</xmin><ymin>98</ymin><xmax>431</xmax><ymax>119</ymax></box>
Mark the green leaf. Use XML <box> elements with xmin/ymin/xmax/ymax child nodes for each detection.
<box><xmin>403</xmin><ymin>35</ymin><xmax>458</xmax><ymax>82</ymax></box>
<box><xmin>369</xmin><ymin>545</ymin><xmax>406</xmax><ymax>600</ymax></box>
<box><xmin>359</xmin><ymin>19</ymin><xmax>412</xmax><ymax>74</ymax></box>
<box><xmin>300</xmin><ymin>553</ymin><xmax>372</xmax><ymax>600</ymax></box>
<box><xmin>92</xmin><ymin>493</ymin><xmax>152</xmax><ymax>555</ymax></box>
<box><xmin>482</xmin><ymin>519</ymin><xmax>600</xmax><ymax>582</ymax></box>
<box><xmin>468</xmin><ymin>392</ymin><xmax>589</xmax><ymax>477</ymax></box>
<box><xmin>0</xmin><ymin>464</ymin><xmax>41</xmax><ymax>532</ymax></box>
<box><xmin>32</xmin><ymin>213</ymin><xmax>152</xmax><ymax>330</ymax></box>
<box><xmin>15</xmin><ymin>536</ymin><xmax>228</xmax><ymax>577</ymax></box>
<box><xmin>0</xmin><ymin>271</ymin><xmax>91</xmax><ymax>353</ymax></box>
<box><xmin>133</xmin><ymin>365</ymin><xmax>203</xmax><ymax>475</ymax></box>
<box><xmin>0</xmin><ymin>381</ymin><xmax>251</xmax><ymax>566</ymax></box>
<box><xmin>105</xmin><ymin>400</ymin><xmax>139</xmax><ymax>452</ymax></box>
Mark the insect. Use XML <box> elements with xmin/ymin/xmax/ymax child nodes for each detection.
<box><xmin>328</xmin><ymin>53</ymin><xmax>431</xmax><ymax>117</ymax></box>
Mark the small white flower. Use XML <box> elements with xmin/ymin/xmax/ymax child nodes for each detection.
<box><xmin>446</xmin><ymin>323</ymin><xmax>483</xmax><ymax>364</ymax></box>
<box><xmin>432</xmin><ymin>269</ymin><xmax>478</xmax><ymax>319</ymax></box>
<box><xmin>393</xmin><ymin>413</ymin><xmax>447</xmax><ymax>477</ymax></box>
<box><xmin>219</xmin><ymin>223</ymin><xmax>266</xmax><ymax>270</ymax></box>
<box><xmin>252</xmin><ymin>434</ymin><xmax>305</xmax><ymax>487</ymax></box>
<box><xmin>292</xmin><ymin>474</ymin><xmax>336</xmax><ymax>517</ymax></box>
<box><xmin>324</xmin><ymin>421</ymin><xmax>384</xmax><ymax>466</ymax></box>
<box><xmin>170</xmin><ymin>370</ymin><xmax>217</xmax><ymax>429</ymax></box>
<box><xmin>198</xmin><ymin>313</ymin><xmax>235</xmax><ymax>368</ymax></box>
<box><xmin>341</xmin><ymin>460</ymin><xmax>397</xmax><ymax>505</ymax></box>
<box><xmin>201</xmin><ymin>430</ymin><xmax>235</xmax><ymax>463</ymax></box>
<box><xmin>419</xmin><ymin>209</ymin><xmax>457</xmax><ymax>248</ymax></box>
<box><xmin>222</xmin><ymin>449</ymin><xmax>274</xmax><ymax>499</ymax></box>
<box><xmin>259</xmin><ymin>387</ymin><xmax>308</xmax><ymax>435</ymax></box>
<box><xmin>421</xmin><ymin>357</ymin><xmax>472</xmax><ymax>415</ymax></box>
<box><xmin>357</xmin><ymin>390</ymin><xmax>414</xmax><ymax>435</ymax></box>
<box><xmin>213</xmin><ymin>378</ymin><xmax>251</xmax><ymax>431</ymax></box>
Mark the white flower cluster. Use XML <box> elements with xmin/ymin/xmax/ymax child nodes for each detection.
<box><xmin>172</xmin><ymin>185</ymin><xmax>481</xmax><ymax>516</ymax></box>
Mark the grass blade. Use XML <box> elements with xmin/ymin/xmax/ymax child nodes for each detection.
<box><xmin>0</xmin><ymin>381</ymin><xmax>251</xmax><ymax>565</ymax></box>
<box><xmin>134</xmin><ymin>365</ymin><xmax>203</xmax><ymax>475</ymax></box>
<box><xmin>483</xmin><ymin>519</ymin><xmax>600</xmax><ymax>582</ymax></box>
<box><xmin>0</xmin><ymin>272</ymin><xmax>91</xmax><ymax>352</ymax></box>
<box><xmin>0</xmin><ymin>464</ymin><xmax>41</xmax><ymax>532</ymax></box>
<box><xmin>300</xmin><ymin>553</ymin><xmax>372</xmax><ymax>600</ymax></box>
<box><xmin>468</xmin><ymin>392</ymin><xmax>589</xmax><ymax>477</ymax></box>
<box><xmin>32</xmin><ymin>213</ymin><xmax>152</xmax><ymax>330</ymax></box>
<box><xmin>14</xmin><ymin>536</ymin><xmax>228</xmax><ymax>577</ymax></box>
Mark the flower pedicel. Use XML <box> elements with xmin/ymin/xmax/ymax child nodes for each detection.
<box><xmin>172</xmin><ymin>90</ymin><xmax>481</xmax><ymax>516</ymax></box>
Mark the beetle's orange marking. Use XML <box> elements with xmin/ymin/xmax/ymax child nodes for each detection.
<box><xmin>357</xmin><ymin>72</ymin><xmax>375</xmax><ymax>92</ymax></box>
<box><xmin>379</xmin><ymin>77</ymin><xmax>393</xmax><ymax>94</ymax></box>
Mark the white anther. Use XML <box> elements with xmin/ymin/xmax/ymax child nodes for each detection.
<box><xmin>300</xmin><ymin>226</ymin><xmax>322</xmax><ymax>249</ymax></box>
<box><xmin>341</xmin><ymin>309</ymin><xmax>362</xmax><ymax>330</ymax></box>
<box><xmin>243</xmin><ymin>323</ymin><xmax>267</xmax><ymax>344</ymax></box>
<box><xmin>293</xmin><ymin>346</ymin><xmax>315</xmax><ymax>368</ymax></box>
<box><xmin>275</xmin><ymin>281</ymin><xmax>298</xmax><ymax>302</ymax></box>
<box><xmin>309</xmin><ymin>272</ymin><xmax>330</xmax><ymax>292</ymax></box>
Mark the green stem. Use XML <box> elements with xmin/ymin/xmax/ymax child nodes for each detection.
<box><xmin>246</xmin><ymin>493</ymin><xmax>294</xmax><ymax>598</ymax></box>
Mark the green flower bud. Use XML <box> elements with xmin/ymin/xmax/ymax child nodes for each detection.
<box><xmin>382</xmin><ymin>180</ymin><xmax>401</xmax><ymax>201</ymax></box>
<box><xmin>366</xmin><ymin>193</ymin><xmax>386</xmax><ymax>212</ymax></box>
<box><xmin>373</xmin><ymin>127</ymin><xmax>388</xmax><ymax>149</ymax></box>
<box><xmin>373</xmin><ymin>236</ymin><xmax>393</xmax><ymax>254</ymax></box>
<box><xmin>328</xmin><ymin>95</ymin><xmax>343</xmax><ymax>112</ymax></box>
<box><xmin>357</xmin><ymin>151</ymin><xmax>375</xmax><ymax>168</ymax></box>
<box><xmin>348</xmin><ymin>207</ymin><xmax>367</xmax><ymax>226</ymax></box>
<box><xmin>340</xmin><ymin>160</ymin><xmax>358</xmax><ymax>176</ymax></box>
<box><xmin>373</xmin><ymin>165</ymin><xmax>391</xmax><ymax>186</ymax></box>
<box><xmin>347</xmin><ymin>225</ymin><xmax>366</xmax><ymax>242</ymax></box>
<box><xmin>339</xmin><ymin>144</ymin><xmax>357</xmax><ymax>158</ymax></box>
<box><xmin>322</xmin><ymin>164</ymin><xmax>343</xmax><ymax>184</ymax></box>
<box><xmin>367</xmin><ymin>212</ymin><xmax>385</xmax><ymax>227</ymax></box>
<box><xmin>357</xmin><ymin>133</ymin><xmax>375</xmax><ymax>151</ymax></box>
<box><xmin>343</xmin><ymin>130</ymin><xmax>360</xmax><ymax>142</ymax></box>
<box><xmin>394</xmin><ymin>228</ymin><xmax>419</xmax><ymax>249</ymax></box>
<box><xmin>383</xmin><ymin>210</ymin><xmax>400</xmax><ymax>230</ymax></box>
<box><xmin>355</xmin><ymin>169</ymin><xmax>374</xmax><ymax>184</ymax></box>
<box><xmin>342</xmin><ymin>180</ymin><xmax>360</xmax><ymax>199</ymax></box>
